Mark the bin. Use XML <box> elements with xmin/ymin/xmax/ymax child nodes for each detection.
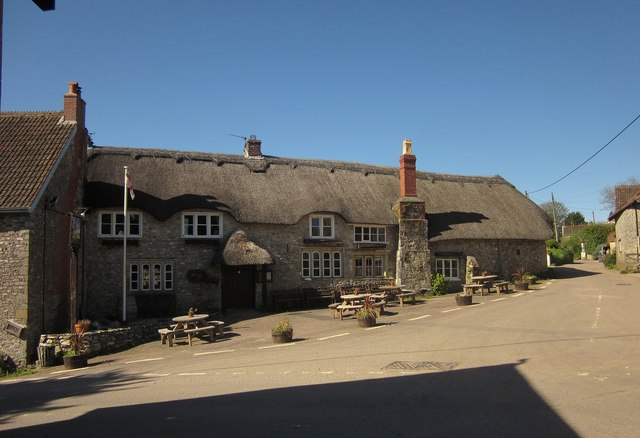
<box><xmin>38</xmin><ymin>343</ymin><xmax>56</xmax><ymax>367</ymax></box>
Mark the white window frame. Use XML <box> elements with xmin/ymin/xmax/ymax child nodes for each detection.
<box><xmin>130</xmin><ymin>262</ymin><xmax>174</xmax><ymax>291</ymax></box>
<box><xmin>98</xmin><ymin>211</ymin><xmax>142</xmax><ymax>238</ymax></box>
<box><xmin>182</xmin><ymin>212</ymin><xmax>223</xmax><ymax>238</ymax></box>
<box><xmin>354</xmin><ymin>255</ymin><xmax>385</xmax><ymax>278</ymax></box>
<box><xmin>309</xmin><ymin>215</ymin><xmax>335</xmax><ymax>239</ymax></box>
<box><xmin>354</xmin><ymin>225</ymin><xmax>386</xmax><ymax>243</ymax></box>
<box><xmin>302</xmin><ymin>251</ymin><xmax>342</xmax><ymax>278</ymax></box>
<box><xmin>435</xmin><ymin>258</ymin><xmax>460</xmax><ymax>280</ymax></box>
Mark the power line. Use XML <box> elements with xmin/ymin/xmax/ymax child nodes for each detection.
<box><xmin>527</xmin><ymin>113</ymin><xmax>640</xmax><ymax>195</ymax></box>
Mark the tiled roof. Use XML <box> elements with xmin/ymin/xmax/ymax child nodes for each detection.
<box><xmin>0</xmin><ymin>111</ymin><xmax>76</xmax><ymax>210</ymax></box>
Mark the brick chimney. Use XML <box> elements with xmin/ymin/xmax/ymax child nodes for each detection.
<box><xmin>63</xmin><ymin>82</ymin><xmax>85</xmax><ymax>129</ymax></box>
<box><xmin>243</xmin><ymin>135</ymin><xmax>263</xmax><ymax>158</ymax></box>
<box><xmin>399</xmin><ymin>138</ymin><xmax>417</xmax><ymax>197</ymax></box>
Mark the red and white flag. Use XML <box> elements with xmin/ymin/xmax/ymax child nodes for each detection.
<box><xmin>126</xmin><ymin>173</ymin><xmax>135</xmax><ymax>200</ymax></box>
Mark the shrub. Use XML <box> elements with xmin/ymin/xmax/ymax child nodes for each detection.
<box><xmin>546</xmin><ymin>239</ymin><xmax>559</xmax><ymax>249</ymax></box>
<box><xmin>603</xmin><ymin>252</ymin><xmax>616</xmax><ymax>269</ymax></box>
<box><xmin>548</xmin><ymin>247</ymin><xmax>574</xmax><ymax>265</ymax></box>
<box><xmin>431</xmin><ymin>273</ymin><xmax>448</xmax><ymax>296</ymax></box>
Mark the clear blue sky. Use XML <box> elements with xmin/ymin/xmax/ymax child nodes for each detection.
<box><xmin>3</xmin><ymin>0</ymin><xmax>639</xmax><ymax>222</ymax></box>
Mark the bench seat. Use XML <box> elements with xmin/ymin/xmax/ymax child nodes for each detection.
<box><xmin>462</xmin><ymin>284</ymin><xmax>483</xmax><ymax>295</ymax></box>
<box><xmin>158</xmin><ymin>328</ymin><xmax>184</xmax><ymax>347</ymax></box>
<box><xmin>493</xmin><ymin>281</ymin><xmax>510</xmax><ymax>294</ymax></box>
<box><xmin>184</xmin><ymin>325</ymin><xmax>216</xmax><ymax>345</ymax></box>
<box><xmin>397</xmin><ymin>290</ymin><xmax>417</xmax><ymax>306</ymax></box>
<box><xmin>336</xmin><ymin>304</ymin><xmax>363</xmax><ymax>320</ymax></box>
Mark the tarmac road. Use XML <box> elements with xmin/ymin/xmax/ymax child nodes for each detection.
<box><xmin>1</xmin><ymin>260</ymin><xmax>639</xmax><ymax>437</ymax></box>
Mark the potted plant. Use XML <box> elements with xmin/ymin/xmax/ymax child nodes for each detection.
<box><xmin>74</xmin><ymin>319</ymin><xmax>91</xmax><ymax>334</ymax></box>
<box><xmin>512</xmin><ymin>267</ymin><xmax>529</xmax><ymax>290</ymax></box>
<box><xmin>271</xmin><ymin>317</ymin><xmax>293</xmax><ymax>343</ymax></box>
<box><xmin>356</xmin><ymin>296</ymin><xmax>377</xmax><ymax>327</ymax></box>
<box><xmin>62</xmin><ymin>327</ymin><xmax>89</xmax><ymax>369</ymax></box>
<box><xmin>455</xmin><ymin>291</ymin><xmax>473</xmax><ymax>306</ymax></box>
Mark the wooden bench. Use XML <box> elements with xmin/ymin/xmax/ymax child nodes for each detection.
<box><xmin>372</xmin><ymin>301</ymin><xmax>385</xmax><ymax>316</ymax></box>
<box><xmin>493</xmin><ymin>281</ymin><xmax>510</xmax><ymax>294</ymax></box>
<box><xmin>397</xmin><ymin>290</ymin><xmax>417</xmax><ymax>306</ymax></box>
<box><xmin>206</xmin><ymin>320</ymin><xmax>225</xmax><ymax>337</ymax></box>
<box><xmin>462</xmin><ymin>284</ymin><xmax>483</xmax><ymax>295</ymax></box>
<box><xmin>158</xmin><ymin>328</ymin><xmax>184</xmax><ymax>347</ymax></box>
<box><xmin>304</xmin><ymin>287</ymin><xmax>336</xmax><ymax>308</ymax></box>
<box><xmin>184</xmin><ymin>325</ymin><xmax>216</xmax><ymax>346</ymax></box>
<box><xmin>336</xmin><ymin>304</ymin><xmax>363</xmax><ymax>320</ymax></box>
<box><xmin>328</xmin><ymin>302</ymin><xmax>341</xmax><ymax>319</ymax></box>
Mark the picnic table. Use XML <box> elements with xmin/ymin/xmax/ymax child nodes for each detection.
<box><xmin>158</xmin><ymin>313</ymin><xmax>219</xmax><ymax>347</ymax></box>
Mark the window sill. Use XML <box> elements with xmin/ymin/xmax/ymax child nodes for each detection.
<box><xmin>303</xmin><ymin>238</ymin><xmax>342</xmax><ymax>246</ymax></box>
<box><xmin>353</xmin><ymin>242</ymin><xmax>387</xmax><ymax>249</ymax></box>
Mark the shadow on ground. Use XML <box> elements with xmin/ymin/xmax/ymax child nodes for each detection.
<box><xmin>1</xmin><ymin>362</ymin><xmax>578</xmax><ymax>437</ymax></box>
<box><xmin>548</xmin><ymin>264</ymin><xmax>600</xmax><ymax>279</ymax></box>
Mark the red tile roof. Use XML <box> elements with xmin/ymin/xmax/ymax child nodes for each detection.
<box><xmin>0</xmin><ymin>111</ymin><xmax>76</xmax><ymax>211</ymax></box>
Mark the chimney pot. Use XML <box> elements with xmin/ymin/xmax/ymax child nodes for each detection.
<box><xmin>399</xmin><ymin>139</ymin><xmax>417</xmax><ymax>197</ymax></box>
<box><xmin>64</xmin><ymin>81</ymin><xmax>86</xmax><ymax>128</ymax></box>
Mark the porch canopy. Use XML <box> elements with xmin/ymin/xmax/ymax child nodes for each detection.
<box><xmin>223</xmin><ymin>230</ymin><xmax>273</xmax><ymax>266</ymax></box>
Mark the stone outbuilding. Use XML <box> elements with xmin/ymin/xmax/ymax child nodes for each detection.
<box><xmin>0</xmin><ymin>83</ymin><xmax>88</xmax><ymax>366</ymax></box>
<box><xmin>608</xmin><ymin>186</ymin><xmax>640</xmax><ymax>270</ymax></box>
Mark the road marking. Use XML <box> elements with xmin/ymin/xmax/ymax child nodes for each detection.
<box><xmin>143</xmin><ymin>373</ymin><xmax>170</xmax><ymax>377</ymax></box>
<box><xmin>491</xmin><ymin>298</ymin><xmax>507</xmax><ymax>302</ymax></box>
<box><xmin>194</xmin><ymin>349</ymin><xmax>234</xmax><ymax>356</ymax></box>
<box><xmin>178</xmin><ymin>372</ymin><xmax>206</xmax><ymax>376</ymax></box>
<box><xmin>320</xmin><ymin>371</ymin><xmax>334</xmax><ymax>374</ymax></box>
<box><xmin>259</xmin><ymin>342</ymin><xmax>297</xmax><ymax>349</ymax></box>
<box><xmin>50</xmin><ymin>368</ymin><xmax>87</xmax><ymax>375</ymax></box>
<box><xmin>408</xmin><ymin>315</ymin><xmax>432</xmax><ymax>321</ymax></box>
<box><xmin>125</xmin><ymin>357</ymin><xmax>164</xmax><ymax>364</ymax></box>
<box><xmin>512</xmin><ymin>293</ymin><xmax>525</xmax><ymax>297</ymax></box>
<box><xmin>318</xmin><ymin>333</ymin><xmax>350</xmax><ymax>340</ymax></box>
<box><xmin>364</xmin><ymin>325</ymin><xmax>387</xmax><ymax>331</ymax></box>
<box><xmin>442</xmin><ymin>308</ymin><xmax>462</xmax><ymax>313</ymax></box>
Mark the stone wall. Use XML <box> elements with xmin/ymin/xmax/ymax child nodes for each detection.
<box><xmin>430</xmin><ymin>238</ymin><xmax>548</xmax><ymax>291</ymax></box>
<box><xmin>614</xmin><ymin>206</ymin><xmax>640</xmax><ymax>269</ymax></box>
<box><xmin>0</xmin><ymin>217</ymin><xmax>31</xmax><ymax>368</ymax></box>
<box><xmin>38</xmin><ymin>320</ymin><xmax>169</xmax><ymax>366</ymax></box>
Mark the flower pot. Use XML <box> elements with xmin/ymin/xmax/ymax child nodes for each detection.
<box><xmin>514</xmin><ymin>282</ymin><xmax>529</xmax><ymax>291</ymax></box>
<box><xmin>63</xmin><ymin>354</ymin><xmax>88</xmax><ymax>370</ymax></box>
<box><xmin>357</xmin><ymin>316</ymin><xmax>376</xmax><ymax>328</ymax></box>
<box><xmin>272</xmin><ymin>330</ymin><xmax>293</xmax><ymax>344</ymax></box>
<box><xmin>74</xmin><ymin>324</ymin><xmax>84</xmax><ymax>334</ymax></box>
<box><xmin>455</xmin><ymin>294</ymin><xmax>472</xmax><ymax>306</ymax></box>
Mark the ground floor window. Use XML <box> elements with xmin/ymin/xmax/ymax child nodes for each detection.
<box><xmin>302</xmin><ymin>251</ymin><xmax>342</xmax><ymax>278</ymax></box>
<box><xmin>435</xmin><ymin>258</ymin><xmax>459</xmax><ymax>280</ymax></box>
<box><xmin>354</xmin><ymin>255</ymin><xmax>385</xmax><ymax>277</ymax></box>
<box><xmin>130</xmin><ymin>262</ymin><xmax>174</xmax><ymax>291</ymax></box>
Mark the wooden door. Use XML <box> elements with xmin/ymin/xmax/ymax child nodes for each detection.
<box><xmin>221</xmin><ymin>265</ymin><xmax>256</xmax><ymax>309</ymax></box>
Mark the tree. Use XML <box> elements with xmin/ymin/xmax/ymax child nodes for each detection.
<box><xmin>539</xmin><ymin>200</ymin><xmax>569</xmax><ymax>229</ymax></box>
<box><xmin>600</xmin><ymin>176</ymin><xmax>640</xmax><ymax>211</ymax></box>
<box><xmin>564</xmin><ymin>211</ymin><xmax>586</xmax><ymax>226</ymax></box>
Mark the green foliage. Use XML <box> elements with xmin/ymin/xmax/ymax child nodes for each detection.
<box><xmin>430</xmin><ymin>273</ymin><xmax>448</xmax><ymax>296</ymax></box>
<box><xmin>356</xmin><ymin>296</ymin><xmax>377</xmax><ymax>319</ymax></box>
<box><xmin>271</xmin><ymin>318</ymin><xmax>293</xmax><ymax>335</ymax></box>
<box><xmin>564</xmin><ymin>211</ymin><xmax>586</xmax><ymax>225</ymax></box>
<box><xmin>546</xmin><ymin>239</ymin><xmax>559</xmax><ymax>249</ymax></box>
<box><xmin>548</xmin><ymin>247</ymin><xmax>574</xmax><ymax>265</ymax></box>
<box><xmin>512</xmin><ymin>267</ymin><xmax>528</xmax><ymax>283</ymax></box>
<box><xmin>579</xmin><ymin>224</ymin><xmax>614</xmax><ymax>255</ymax></box>
<box><xmin>603</xmin><ymin>252</ymin><xmax>616</xmax><ymax>269</ymax></box>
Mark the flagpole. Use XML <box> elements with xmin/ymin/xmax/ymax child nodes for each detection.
<box><xmin>122</xmin><ymin>166</ymin><xmax>128</xmax><ymax>322</ymax></box>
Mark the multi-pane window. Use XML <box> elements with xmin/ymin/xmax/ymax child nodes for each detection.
<box><xmin>99</xmin><ymin>212</ymin><xmax>142</xmax><ymax>237</ymax></box>
<box><xmin>130</xmin><ymin>262</ymin><xmax>174</xmax><ymax>291</ymax></box>
<box><xmin>354</xmin><ymin>255</ymin><xmax>385</xmax><ymax>277</ymax></box>
<box><xmin>436</xmin><ymin>258</ymin><xmax>459</xmax><ymax>280</ymax></box>
<box><xmin>354</xmin><ymin>226</ymin><xmax>386</xmax><ymax>243</ymax></box>
<box><xmin>182</xmin><ymin>213</ymin><xmax>222</xmax><ymax>238</ymax></box>
<box><xmin>302</xmin><ymin>251</ymin><xmax>341</xmax><ymax>278</ymax></box>
<box><xmin>310</xmin><ymin>215</ymin><xmax>334</xmax><ymax>239</ymax></box>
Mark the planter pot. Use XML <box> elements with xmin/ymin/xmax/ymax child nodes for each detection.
<box><xmin>272</xmin><ymin>331</ymin><xmax>293</xmax><ymax>344</ymax></box>
<box><xmin>63</xmin><ymin>354</ymin><xmax>88</xmax><ymax>370</ymax></box>
<box><xmin>357</xmin><ymin>316</ymin><xmax>376</xmax><ymax>328</ymax></box>
<box><xmin>455</xmin><ymin>294</ymin><xmax>472</xmax><ymax>306</ymax></box>
<box><xmin>514</xmin><ymin>282</ymin><xmax>529</xmax><ymax>291</ymax></box>
<box><xmin>74</xmin><ymin>324</ymin><xmax>84</xmax><ymax>334</ymax></box>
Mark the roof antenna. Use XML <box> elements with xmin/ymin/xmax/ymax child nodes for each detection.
<box><xmin>229</xmin><ymin>134</ymin><xmax>247</xmax><ymax>141</ymax></box>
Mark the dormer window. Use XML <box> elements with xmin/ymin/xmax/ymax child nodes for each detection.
<box><xmin>309</xmin><ymin>215</ymin><xmax>334</xmax><ymax>239</ymax></box>
<box><xmin>182</xmin><ymin>212</ymin><xmax>222</xmax><ymax>238</ymax></box>
<box><xmin>99</xmin><ymin>211</ymin><xmax>142</xmax><ymax>238</ymax></box>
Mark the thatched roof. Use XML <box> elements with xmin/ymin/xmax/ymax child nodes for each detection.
<box><xmin>85</xmin><ymin>146</ymin><xmax>552</xmax><ymax>241</ymax></box>
<box><xmin>223</xmin><ymin>230</ymin><xmax>273</xmax><ymax>266</ymax></box>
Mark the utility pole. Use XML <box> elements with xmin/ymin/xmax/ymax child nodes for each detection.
<box><xmin>551</xmin><ymin>192</ymin><xmax>559</xmax><ymax>242</ymax></box>
<box><xmin>592</xmin><ymin>211</ymin><xmax>596</xmax><ymax>224</ymax></box>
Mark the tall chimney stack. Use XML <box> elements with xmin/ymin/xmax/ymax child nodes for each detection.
<box><xmin>63</xmin><ymin>82</ymin><xmax>85</xmax><ymax>129</ymax></box>
<box><xmin>399</xmin><ymin>138</ymin><xmax>417</xmax><ymax>197</ymax></box>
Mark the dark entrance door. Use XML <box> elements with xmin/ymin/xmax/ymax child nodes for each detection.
<box><xmin>222</xmin><ymin>265</ymin><xmax>256</xmax><ymax>309</ymax></box>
